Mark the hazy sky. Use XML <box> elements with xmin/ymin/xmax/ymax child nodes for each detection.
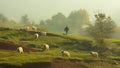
<box><xmin>0</xmin><ymin>0</ymin><xmax>120</xmax><ymax>25</ymax></box>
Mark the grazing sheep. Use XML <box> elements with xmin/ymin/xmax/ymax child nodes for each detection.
<box><xmin>40</xmin><ymin>31</ymin><xmax>46</xmax><ymax>36</ymax></box>
<box><xmin>26</xmin><ymin>26</ymin><xmax>30</xmax><ymax>31</ymax></box>
<box><xmin>42</xmin><ymin>44</ymin><xmax>49</xmax><ymax>51</ymax></box>
<box><xmin>61</xmin><ymin>50</ymin><xmax>70</xmax><ymax>57</ymax></box>
<box><xmin>34</xmin><ymin>33</ymin><xmax>39</xmax><ymax>39</ymax></box>
<box><xmin>32</xmin><ymin>26</ymin><xmax>37</xmax><ymax>31</ymax></box>
<box><xmin>90</xmin><ymin>51</ymin><xmax>98</xmax><ymax>58</ymax></box>
<box><xmin>17</xmin><ymin>47</ymin><xmax>24</xmax><ymax>54</ymax></box>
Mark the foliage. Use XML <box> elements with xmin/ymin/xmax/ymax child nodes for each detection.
<box><xmin>40</xmin><ymin>20</ymin><xmax>46</xmax><ymax>27</ymax></box>
<box><xmin>0</xmin><ymin>13</ymin><xmax>8</xmax><ymax>23</ymax></box>
<box><xmin>0</xmin><ymin>28</ymin><xmax>119</xmax><ymax>67</ymax></box>
<box><xmin>87</xmin><ymin>13</ymin><xmax>116</xmax><ymax>57</ymax></box>
<box><xmin>88</xmin><ymin>13</ymin><xmax>116</xmax><ymax>45</ymax></box>
<box><xmin>67</xmin><ymin>9</ymin><xmax>90</xmax><ymax>29</ymax></box>
<box><xmin>20</xmin><ymin>14</ymin><xmax>30</xmax><ymax>24</ymax></box>
<box><xmin>40</xmin><ymin>9</ymin><xmax>90</xmax><ymax>33</ymax></box>
<box><xmin>111</xmin><ymin>27</ymin><xmax>120</xmax><ymax>39</ymax></box>
<box><xmin>43</xmin><ymin>12</ymin><xmax>67</xmax><ymax>32</ymax></box>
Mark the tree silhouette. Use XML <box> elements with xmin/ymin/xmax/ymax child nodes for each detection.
<box><xmin>0</xmin><ymin>13</ymin><xmax>8</xmax><ymax>23</ymax></box>
<box><xmin>87</xmin><ymin>13</ymin><xmax>116</xmax><ymax>57</ymax></box>
<box><xmin>20</xmin><ymin>14</ymin><xmax>30</xmax><ymax>24</ymax></box>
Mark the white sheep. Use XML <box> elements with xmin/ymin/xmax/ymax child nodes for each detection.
<box><xmin>26</xmin><ymin>26</ymin><xmax>30</xmax><ymax>31</ymax></box>
<box><xmin>42</xmin><ymin>43</ymin><xmax>49</xmax><ymax>51</ymax></box>
<box><xmin>40</xmin><ymin>31</ymin><xmax>46</xmax><ymax>36</ymax></box>
<box><xmin>90</xmin><ymin>51</ymin><xmax>98</xmax><ymax>58</ymax></box>
<box><xmin>32</xmin><ymin>26</ymin><xmax>37</xmax><ymax>31</ymax></box>
<box><xmin>61</xmin><ymin>50</ymin><xmax>70</xmax><ymax>57</ymax></box>
<box><xmin>17</xmin><ymin>47</ymin><xmax>24</xmax><ymax>54</ymax></box>
<box><xmin>34</xmin><ymin>33</ymin><xmax>39</xmax><ymax>39</ymax></box>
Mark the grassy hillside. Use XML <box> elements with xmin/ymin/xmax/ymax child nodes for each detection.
<box><xmin>0</xmin><ymin>27</ymin><xmax>120</xmax><ymax>68</ymax></box>
<box><xmin>0</xmin><ymin>27</ymin><xmax>94</xmax><ymax>51</ymax></box>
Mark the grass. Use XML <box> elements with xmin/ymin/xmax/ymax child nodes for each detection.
<box><xmin>0</xmin><ymin>49</ymin><xmax>92</xmax><ymax>66</ymax></box>
<box><xmin>106</xmin><ymin>39</ymin><xmax>120</xmax><ymax>43</ymax></box>
<box><xmin>0</xmin><ymin>28</ymin><xmax>120</xmax><ymax>67</ymax></box>
<box><xmin>0</xmin><ymin>48</ymin><xmax>106</xmax><ymax>66</ymax></box>
<box><xmin>0</xmin><ymin>50</ymin><xmax>52</xmax><ymax>66</ymax></box>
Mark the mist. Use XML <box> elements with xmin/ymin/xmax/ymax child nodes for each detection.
<box><xmin>0</xmin><ymin>0</ymin><xmax>120</xmax><ymax>26</ymax></box>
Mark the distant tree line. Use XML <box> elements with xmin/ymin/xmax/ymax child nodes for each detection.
<box><xmin>40</xmin><ymin>9</ymin><xmax>90</xmax><ymax>33</ymax></box>
<box><xmin>0</xmin><ymin>13</ymin><xmax>9</xmax><ymax>23</ymax></box>
<box><xmin>0</xmin><ymin>9</ymin><xmax>91</xmax><ymax>33</ymax></box>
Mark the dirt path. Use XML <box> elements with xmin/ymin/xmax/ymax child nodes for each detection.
<box><xmin>0</xmin><ymin>58</ymin><xmax>116</xmax><ymax>68</ymax></box>
<box><xmin>0</xmin><ymin>40</ymin><xmax>39</xmax><ymax>52</ymax></box>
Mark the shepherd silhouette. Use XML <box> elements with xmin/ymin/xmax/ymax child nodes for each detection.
<box><xmin>64</xmin><ymin>26</ymin><xmax>69</xmax><ymax>35</ymax></box>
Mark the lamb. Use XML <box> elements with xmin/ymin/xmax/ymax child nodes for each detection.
<box><xmin>32</xmin><ymin>26</ymin><xmax>37</xmax><ymax>31</ymax></box>
<box><xmin>40</xmin><ymin>31</ymin><xmax>46</xmax><ymax>36</ymax></box>
<box><xmin>61</xmin><ymin>50</ymin><xmax>70</xmax><ymax>57</ymax></box>
<box><xmin>34</xmin><ymin>33</ymin><xmax>39</xmax><ymax>39</ymax></box>
<box><xmin>17</xmin><ymin>47</ymin><xmax>24</xmax><ymax>54</ymax></box>
<box><xmin>42</xmin><ymin>43</ymin><xmax>49</xmax><ymax>51</ymax></box>
<box><xmin>90</xmin><ymin>51</ymin><xmax>98</xmax><ymax>58</ymax></box>
<box><xmin>26</xmin><ymin>26</ymin><xmax>30</xmax><ymax>31</ymax></box>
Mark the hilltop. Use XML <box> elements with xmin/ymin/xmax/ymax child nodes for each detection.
<box><xmin>0</xmin><ymin>27</ymin><xmax>120</xmax><ymax>68</ymax></box>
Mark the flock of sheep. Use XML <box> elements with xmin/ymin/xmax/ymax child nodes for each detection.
<box><xmin>17</xmin><ymin>26</ymin><xmax>99</xmax><ymax>58</ymax></box>
<box><xmin>17</xmin><ymin>46</ymin><xmax>98</xmax><ymax>58</ymax></box>
<box><xmin>26</xmin><ymin>26</ymin><xmax>47</xmax><ymax>39</ymax></box>
<box><xmin>34</xmin><ymin>31</ymin><xmax>47</xmax><ymax>39</ymax></box>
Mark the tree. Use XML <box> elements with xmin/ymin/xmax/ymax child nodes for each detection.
<box><xmin>64</xmin><ymin>26</ymin><xmax>69</xmax><ymax>35</ymax></box>
<box><xmin>43</xmin><ymin>9</ymin><xmax>90</xmax><ymax>33</ymax></box>
<box><xmin>0</xmin><ymin>13</ymin><xmax>8</xmax><ymax>23</ymax></box>
<box><xmin>88</xmin><ymin>13</ymin><xmax>116</xmax><ymax>57</ymax></box>
<box><xmin>89</xmin><ymin>13</ymin><xmax>116</xmax><ymax>45</ymax></box>
<box><xmin>67</xmin><ymin>9</ymin><xmax>90</xmax><ymax>30</ymax></box>
<box><xmin>9</xmin><ymin>19</ymin><xmax>16</xmax><ymax>24</ymax></box>
<box><xmin>20</xmin><ymin>14</ymin><xmax>30</xmax><ymax>24</ymax></box>
<box><xmin>40</xmin><ymin>20</ymin><xmax>47</xmax><ymax>29</ymax></box>
<box><xmin>40</xmin><ymin>20</ymin><xmax>46</xmax><ymax>26</ymax></box>
<box><xmin>45</xmin><ymin>12</ymin><xmax>67</xmax><ymax>32</ymax></box>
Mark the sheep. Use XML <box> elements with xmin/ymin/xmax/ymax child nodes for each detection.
<box><xmin>42</xmin><ymin>43</ymin><xmax>49</xmax><ymax>51</ymax></box>
<box><xmin>26</xmin><ymin>26</ymin><xmax>30</xmax><ymax>31</ymax></box>
<box><xmin>17</xmin><ymin>47</ymin><xmax>24</xmax><ymax>54</ymax></box>
<box><xmin>90</xmin><ymin>51</ymin><xmax>98</xmax><ymax>58</ymax></box>
<box><xmin>61</xmin><ymin>50</ymin><xmax>70</xmax><ymax>57</ymax></box>
<box><xmin>34</xmin><ymin>33</ymin><xmax>39</xmax><ymax>39</ymax></box>
<box><xmin>32</xmin><ymin>26</ymin><xmax>37</xmax><ymax>31</ymax></box>
<box><xmin>40</xmin><ymin>31</ymin><xmax>46</xmax><ymax>36</ymax></box>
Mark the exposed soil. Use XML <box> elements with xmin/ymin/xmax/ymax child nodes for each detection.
<box><xmin>0</xmin><ymin>40</ymin><xmax>39</xmax><ymax>52</ymax></box>
<box><xmin>0</xmin><ymin>58</ymin><xmax>116</xmax><ymax>68</ymax></box>
<box><xmin>0</xmin><ymin>40</ymin><xmax>118</xmax><ymax>68</ymax></box>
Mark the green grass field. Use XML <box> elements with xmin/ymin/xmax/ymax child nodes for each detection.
<box><xmin>0</xmin><ymin>28</ymin><xmax>120</xmax><ymax>68</ymax></box>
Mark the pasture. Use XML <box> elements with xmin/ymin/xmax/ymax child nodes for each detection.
<box><xmin>0</xmin><ymin>27</ymin><xmax>120</xmax><ymax>68</ymax></box>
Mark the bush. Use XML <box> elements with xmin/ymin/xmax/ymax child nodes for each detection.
<box><xmin>93</xmin><ymin>45</ymin><xmax>112</xmax><ymax>58</ymax></box>
<box><xmin>101</xmin><ymin>51</ymin><xmax>113</xmax><ymax>58</ymax></box>
<box><xmin>80</xmin><ymin>40</ymin><xmax>93</xmax><ymax>51</ymax></box>
<box><xmin>111</xmin><ymin>47</ymin><xmax>120</xmax><ymax>56</ymax></box>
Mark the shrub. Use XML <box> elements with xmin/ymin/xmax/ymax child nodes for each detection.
<box><xmin>80</xmin><ymin>40</ymin><xmax>93</xmax><ymax>51</ymax></box>
<box><xmin>93</xmin><ymin>42</ymin><xmax>113</xmax><ymax>58</ymax></box>
<box><xmin>111</xmin><ymin>47</ymin><xmax>120</xmax><ymax>56</ymax></box>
